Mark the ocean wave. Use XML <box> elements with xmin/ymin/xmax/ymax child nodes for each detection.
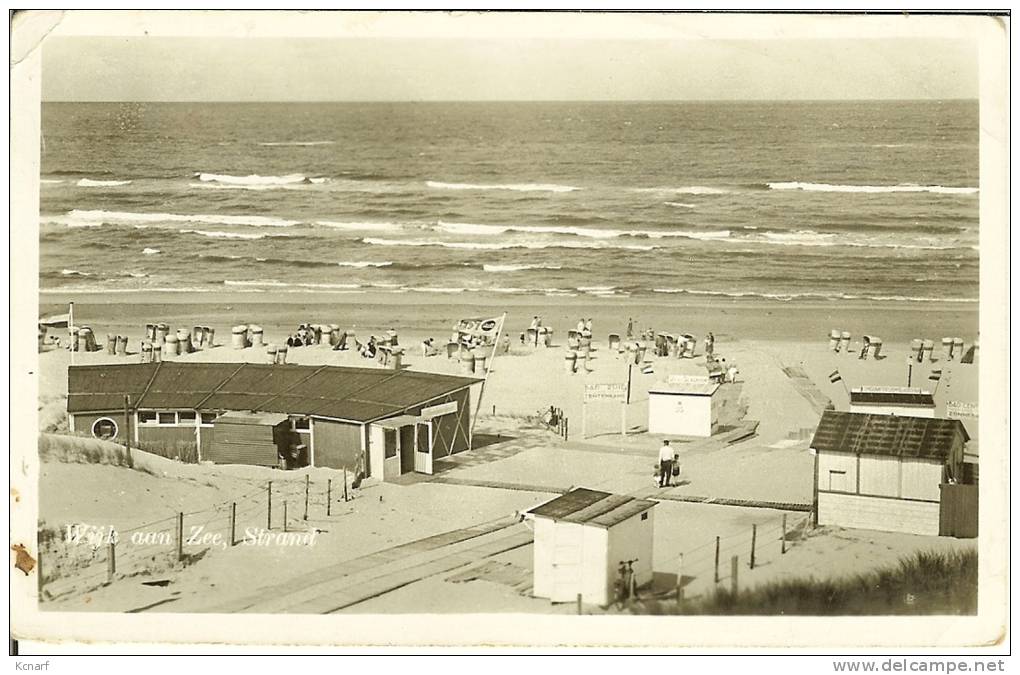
<box><xmin>577</xmin><ymin>285</ymin><xmax>615</xmax><ymax>292</ymax></box>
<box><xmin>337</xmin><ymin>261</ymin><xmax>392</xmax><ymax>268</ymax></box>
<box><xmin>767</xmin><ymin>181</ymin><xmax>978</xmax><ymax>195</ymax></box>
<box><xmin>184</xmin><ymin>229</ymin><xmax>284</xmax><ymax>240</ymax></box>
<box><xmin>426</xmin><ymin>180</ymin><xmax>581</xmax><ymax>193</ymax></box>
<box><xmin>362</xmin><ymin>237</ymin><xmax>659</xmax><ymax>251</ymax></box>
<box><xmin>434</xmin><ymin>220</ymin><xmax>729</xmax><ymax>241</ymax></box>
<box><xmin>224</xmin><ymin>280</ymin><xmax>289</xmax><ymax>288</ymax></box>
<box><xmin>77</xmin><ymin>178</ymin><xmax>133</xmax><ymax>187</ymax></box>
<box><xmin>65</xmin><ymin>209</ymin><xmax>300</xmax><ymax>228</ymax></box>
<box><xmin>257</xmin><ymin>141</ymin><xmax>335</xmax><ymax>147</ymax></box>
<box><xmin>142</xmin><ymin>248</ymin><xmax>161</xmax><ymax>255</ymax></box>
<box><xmin>316</xmin><ymin>220</ymin><xmax>405</xmax><ymax>232</ymax></box>
<box><xmin>630</xmin><ymin>186</ymin><xmax>729</xmax><ymax>195</ymax></box>
<box><xmin>196</xmin><ymin>173</ymin><xmax>328</xmax><ymax>186</ymax></box>
<box><xmin>41</xmin><ymin>179</ymin><xmax>64</xmax><ymax>185</ymax></box>
<box><xmin>664</xmin><ymin>202</ymin><xmax>697</xmax><ymax>208</ymax></box>
<box><xmin>409</xmin><ymin>286</ymin><xmax>467</xmax><ymax>294</ymax></box>
<box><xmin>61</xmin><ymin>269</ymin><xmax>91</xmax><ymax>277</ymax></box>
<box><xmin>651</xmin><ymin>288</ymin><xmax>978</xmax><ymax>303</ymax></box>
<box><xmin>483</xmin><ymin>264</ymin><xmax>563</xmax><ymax>272</ymax></box>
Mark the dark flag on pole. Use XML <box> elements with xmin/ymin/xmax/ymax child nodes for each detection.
<box><xmin>929</xmin><ymin>369</ymin><xmax>943</xmax><ymax>382</ymax></box>
<box><xmin>829</xmin><ymin>369</ymin><xmax>842</xmax><ymax>384</ymax></box>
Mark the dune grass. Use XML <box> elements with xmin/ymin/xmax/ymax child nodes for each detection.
<box><xmin>38</xmin><ymin>433</ymin><xmax>134</xmax><ymax>468</ymax></box>
<box><xmin>643</xmin><ymin>548</ymin><xmax>977</xmax><ymax>615</ymax></box>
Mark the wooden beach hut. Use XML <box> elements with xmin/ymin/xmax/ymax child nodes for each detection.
<box><xmin>811</xmin><ymin>410</ymin><xmax>971</xmax><ymax>536</ymax></box>
<box><xmin>525</xmin><ymin>488</ymin><xmax>656</xmax><ymax>606</ymax></box>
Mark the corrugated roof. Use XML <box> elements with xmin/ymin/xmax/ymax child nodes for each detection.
<box><xmin>67</xmin><ymin>363</ymin><xmax>159</xmax><ymax>413</ymax></box>
<box><xmin>850</xmin><ymin>390</ymin><xmax>935</xmax><ymax>406</ymax></box>
<box><xmin>68</xmin><ymin>362</ymin><xmax>479</xmax><ymax>423</ymax></box>
<box><xmin>811</xmin><ymin>410</ymin><xmax>969</xmax><ymax>460</ymax></box>
<box><xmin>527</xmin><ymin>488</ymin><xmax>656</xmax><ymax>528</ymax></box>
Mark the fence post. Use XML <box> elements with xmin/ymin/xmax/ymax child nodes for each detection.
<box><xmin>327</xmin><ymin>479</ymin><xmax>332</xmax><ymax>516</ymax></box>
<box><xmin>564</xmin><ymin>418</ymin><xmax>569</xmax><ymax>442</ymax></box>
<box><xmin>750</xmin><ymin>524</ymin><xmax>757</xmax><ymax>569</ymax></box>
<box><xmin>676</xmin><ymin>553</ymin><xmax>684</xmax><ymax>607</ymax></box>
<box><xmin>267</xmin><ymin>481</ymin><xmax>272</xmax><ymax>530</ymax></box>
<box><xmin>176</xmin><ymin>512</ymin><xmax>184</xmax><ymax>562</ymax></box>
<box><xmin>107</xmin><ymin>541</ymin><xmax>116</xmax><ymax>584</ymax></box>
<box><xmin>283</xmin><ymin>501</ymin><xmax>288</xmax><ymax>533</ymax></box>
<box><xmin>730</xmin><ymin>556</ymin><xmax>739</xmax><ymax>596</ymax></box>
<box><xmin>343</xmin><ymin>469</ymin><xmax>349</xmax><ymax>502</ymax></box>
<box><xmin>576</xmin><ymin>593</ymin><xmax>582</xmax><ymax>615</ymax></box>
<box><xmin>304</xmin><ymin>474</ymin><xmax>310</xmax><ymax>521</ymax></box>
<box><xmin>229</xmin><ymin>502</ymin><xmax>237</xmax><ymax>547</ymax></box>
<box><xmin>714</xmin><ymin>536</ymin><xmax>720</xmax><ymax>583</ymax></box>
<box><xmin>781</xmin><ymin>514</ymin><xmax>787</xmax><ymax>555</ymax></box>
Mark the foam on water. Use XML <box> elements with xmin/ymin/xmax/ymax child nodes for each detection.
<box><xmin>76</xmin><ymin>178</ymin><xmax>133</xmax><ymax>187</ymax></box>
<box><xmin>426</xmin><ymin>180</ymin><xmax>581</xmax><ymax>193</ymax></box>
<box><xmin>767</xmin><ymin>181</ymin><xmax>978</xmax><ymax>195</ymax></box>
<box><xmin>197</xmin><ymin>172</ymin><xmax>328</xmax><ymax>186</ymax></box>
<box><xmin>483</xmin><ymin>264</ymin><xmax>563</xmax><ymax>272</ymax></box>
<box><xmin>65</xmin><ymin>209</ymin><xmax>300</xmax><ymax>228</ymax></box>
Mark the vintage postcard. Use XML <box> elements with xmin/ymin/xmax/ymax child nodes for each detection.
<box><xmin>9</xmin><ymin>10</ymin><xmax>1009</xmax><ymax>651</ymax></box>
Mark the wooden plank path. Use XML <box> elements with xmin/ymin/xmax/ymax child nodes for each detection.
<box><xmin>178</xmin><ymin>517</ymin><xmax>532</xmax><ymax>614</ymax></box>
<box><xmin>780</xmin><ymin>365</ymin><xmax>832</xmax><ymax>415</ymax></box>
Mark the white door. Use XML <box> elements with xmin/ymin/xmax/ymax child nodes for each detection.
<box><xmin>414</xmin><ymin>421</ymin><xmax>433</xmax><ymax>474</ymax></box>
<box><xmin>550</xmin><ymin>523</ymin><xmax>584</xmax><ymax>602</ymax></box>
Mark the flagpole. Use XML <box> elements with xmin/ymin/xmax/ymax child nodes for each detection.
<box><xmin>469</xmin><ymin>312</ymin><xmax>507</xmax><ymax>446</ymax></box>
<box><xmin>69</xmin><ymin>301</ymin><xmax>75</xmax><ymax>366</ymax></box>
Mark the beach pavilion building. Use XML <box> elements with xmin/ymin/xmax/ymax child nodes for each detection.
<box><xmin>66</xmin><ymin>362</ymin><xmax>478</xmax><ymax>480</ymax></box>
<box><xmin>810</xmin><ymin>410</ymin><xmax>974</xmax><ymax>537</ymax></box>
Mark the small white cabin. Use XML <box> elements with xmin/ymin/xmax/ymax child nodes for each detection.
<box><xmin>526</xmin><ymin>488</ymin><xmax>656</xmax><ymax>607</ymax></box>
<box><xmin>812</xmin><ymin>410</ymin><xmax>969</xmax><ymax>536</ymax></box>
<box><xmin>648</xmin><ymin>380</ymin><xmax>719</xmax><ymax>437</ymax></box>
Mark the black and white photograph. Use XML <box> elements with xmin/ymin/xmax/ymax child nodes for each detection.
<box><xmin>9</xmin><ymin>9</ymin><xmax>1010</xmax><ymax>652</ymax></box>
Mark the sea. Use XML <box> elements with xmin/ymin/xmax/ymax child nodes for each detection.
<box><xmin>39</xmin><ymin>100</ymin><xmax>979</xmax><ymax>304</ymax></box>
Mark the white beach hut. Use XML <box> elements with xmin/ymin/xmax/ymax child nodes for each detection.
<box><xmin>526</xmin><ymin>488</ymin><xmax>656</xmax><ymax>606</ymax></box>
<box><xmin>647</xmin><ymin>377</ymin><xmax>720</xmax><ymax>437</ymax></box>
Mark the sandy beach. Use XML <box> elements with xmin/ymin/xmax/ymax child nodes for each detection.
<box><xmin>35</xmin><ymin>292</ymin><xmax>979</xmax><ymax>614</ymax></box>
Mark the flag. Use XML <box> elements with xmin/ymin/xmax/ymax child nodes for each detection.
<box><xmin>929</xmin><ymin>369</ymin><xmax>943</xmax><ymax>382</ymax></box>
<box><xmin>828</xmin><ymin>369</ymin><xmax>842</xmax><ymax>384</ymax></box>
<box><xmin>38</xmin><ymin>313</ymin><xmax>70</xmax><ymax>328</ymax></box>
<box><xmin>455</xmin><ymin>315</ymin><xmax>504</xmax><ymax>344</ymax></box>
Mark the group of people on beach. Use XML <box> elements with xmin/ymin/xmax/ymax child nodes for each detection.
<box><xmin>285</xmin><ymin>323</ymin><xmax>319</xmax><ymax>348</ymax></box>
<box><xmin>575</xmin><ymin>318</ymin><xmax>593</xmax><ymax>338</ymax></box>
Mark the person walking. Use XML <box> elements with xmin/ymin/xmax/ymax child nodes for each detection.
<box><xmin>658</xmin><ymin>440</ymin><xmax>675</xmax><ymax>488</ymax></box>
<box><xmin>626</xmin><ymin>317</ymin><xmax>634</xmax><ymax>340</ymax></box>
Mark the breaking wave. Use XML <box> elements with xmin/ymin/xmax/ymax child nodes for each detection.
<box><xmin>426</xmin><ymin>180</ymin><xmax>581</xmax><ymax>193</ymax></box>
<box><xmin>767</xmin><ymin>181</ymin><xmax>978</xmax><ymax>195</ymax></box>
<box><xmin>63</xmin><ymin>209</ymin><xmax>300</xmax><ymax>228</ymax></box>
<box><xmin>76</xmin><ymin>178</ymin><xmax>133</xmax><ymax>187</ymax></box>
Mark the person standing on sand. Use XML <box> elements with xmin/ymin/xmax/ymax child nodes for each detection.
<box><xmin>658</xmin><ymin>440</ymin><xmax>675</xmax><ymax>488</ymax></box>
<box><xmin>627</xmin><ymin>317</ymin><xmax>634</xmax><ymax>340</ymax></box>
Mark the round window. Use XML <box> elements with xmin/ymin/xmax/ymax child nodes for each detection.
<box><xmin>91</xmin><ymin>417</ymin><xmax>118</xmax><ymax>440</ymax></box>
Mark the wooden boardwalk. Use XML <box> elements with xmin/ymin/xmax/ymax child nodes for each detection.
<box><xmin>780</xmin><ymin>365</ymin><xmax>832</xmax><ymax>415</ymax></box>
<box><xmin>184</xmin><ymin>516</ymin><xmax>534</xmax><ymax>614</ymax></box>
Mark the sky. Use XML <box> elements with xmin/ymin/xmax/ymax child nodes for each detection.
<box><xmin>41</xmin><ymin>35</ymin><xmax>978</xmax><ymax>102</ymax></box>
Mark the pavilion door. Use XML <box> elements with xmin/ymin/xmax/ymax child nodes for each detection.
<box><xmin>414</xmin><ymin>421</ymin><xmax>433</xmax><ymax>474</ymax></box>
<box><xmin>398</xmin><ymin>425</ymin><xmax>415</xmax><ymax>474</ymax></box>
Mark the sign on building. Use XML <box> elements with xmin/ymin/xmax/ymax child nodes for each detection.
<box><xmin>945</xmin><ymin>400</ymin><xmax>978</xmax><ymax>419</ymax></box>
<box><xmin>584</xmin><ymin>383</ymin><xmax>627</xmax><ymax>402</ymax></box>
